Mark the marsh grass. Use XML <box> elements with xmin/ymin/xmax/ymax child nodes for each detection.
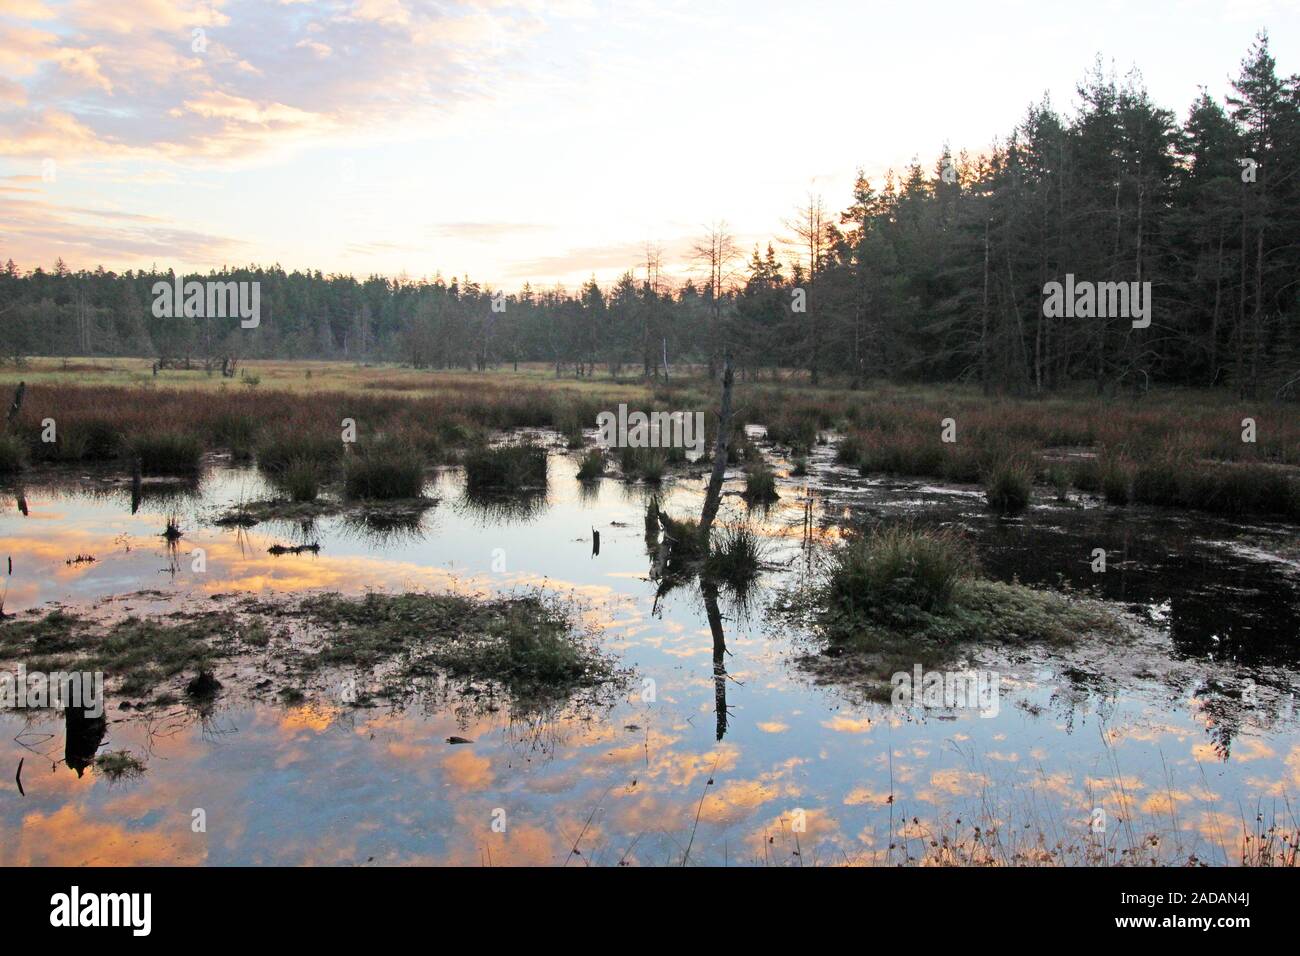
<box><xmin>766</xmin><ymin>413</ymin><xmax>818</xmax><ymax>452</ymax></box>
<box><xmin>1138</xmin><ymin>459</ymin><xmax>1298</xmax><ymax>517</ymax></box>
<box><xmin>277</xmin><ymin>457</ymin><xmax>323</xmax><ymax>502</ymax></box>
<box><xmin>343</xmin><ymin>439</ymin><xmax>426</xmax><ymax>500</ymax></box>
<box><xmin>657</xmin><ymin>513</ymin><xmax>706</xmax><ymax>565</ymax></box>
<box><xmin>984</xmin><ymin>460</ymin><xmax>1034</xmax><ymax>513</ymax></box>
<box><xmin>210</xmin><ymin>412</ymin><xmax>258</xmax><ymax>461</ymax></box>
<box><xmin>1071</xmin><ymin>457</ymin><xmax>1101</xmax><ymax>492</ymax></box>
<box><xmin>825</xmin><ymin>524</ymin><xmax>971</xmax><ymax>625</ymax></box>
<box><xmin>703</xmin><ymin>522</ymin><xmax>767</xmax><ymax>588</ymax></box>
<box><xmin>256</xmin><ymin>429</ymin><xmax>340</xmax><ymax>477</ymax></box>
<box><xmin>616</xmin><ymin>445</ymin><xmax>668</xmax><ymax>483</ymax></box>
<box><xmin>743</xmin><ymin>461</ymin><xmax>780</xmax><ymax>505</ymax></box>
<box><xmin>1131</xmin><ymin>454</ymin><xmax>1184</xmax><ymax>507</ymax></box>
<box><xmin>7</xmin><ymin>369</ymin><xmax>1296</xmax><ymax>520</ymax></box>
<box><xmin>1046</xmin><ymin>463</ymin><xmax>1071</xmax><ymax>501</ymax></box>
<box><xmin>0</xmin><ymin>610</ymin><xmax>234</xmax><ymax>698</ymax></box>
<box><xmin>939</xmin><ymin>443</ymin><xmax>985</xmax><ymax>483</ymax></box>
<box><xmin>21</xmin><ymin>417</ymin><xmax>121</xmax><ymax>464</ymax></box>
<box><xmin>464</xmin><ymin>441</ymin><xmax>547</xmax><ymax>489</ymax></box>
<box><xmin>301</xmin><ymin>591</ymin><xmax>617</xmax><ymax>698</ymax></box>
<box><xmin>808</xmin><ymin>523</ymin><xmax>1119</xmax><ymax>684</ymax></box>
<box><xmin>128</xmin><ymin>432</ymin><xmax>202</xmax><ymax>475</ymax></box>
<box><xmin>0</xmin><ymin>433</ymin><xmax>24</xmax><ymax>473</ymax></box>
<box><xmin>576</xmin><ymin>448</ymin><xmax>605</xmax><ymax>480</ymax></box>
<box><xmin>559</xmin><ymin>417</ymin><xmax>586</xmax><ymax>450</ymax></box>
<box><xmin>2</xmin><ymin>588</ymin><xmax>618</xmax><ymax>706</ymax></box>
<box><xmin>835</xmin><ymin>432</ymin><xmax>864</xmax><ymax>466</ymax></box>
<box><xmin>1100</xmin><ymin>457</ymin><xmax>1131</xmax><ymax>505</ymax></box>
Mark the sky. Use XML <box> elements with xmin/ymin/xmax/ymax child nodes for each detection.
<box><xmin>0</xmin><ymin>0</ymin><xmax>1296</xmax><ymax>290</ymax></box>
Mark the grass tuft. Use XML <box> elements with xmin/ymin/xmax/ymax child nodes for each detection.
<box><xmin>576</xmin><ymin>448</ymin><xmax>605</xmax><ymax>480</ymax></box>
<box><xmin>257</xmin><ymin>429</ymin><xmax>340</xmax><ymax>478</ymax></box>
<box><xmin>463</xmin><ymin>442</ymin><xmax>547</xmax><ymax>489</ymax></box>
<box><xmin>703</xmin><ymin>522</ymin><xmax>767</xmax><ymax>588</ymax></box>
<box><xmin>344</xmin><ymin>439</ymin><xmax>426</xmax><ymax>500</ymax></box>
<box><xmin>0</xmin><ymin>433</ymin><xmax>25</xmax><ymax>473</ymax></box>
<box><xmin>743</xmin><ymin>461</ymin><xmax>780</xmax><ymax>505</ymax></box>
<box><xmin>984</xmin><ymin>460</ymin><xmax>1033</xmax><ymax>513</ymax></box>
<box><xmin>278</xmin><ymin>457</ymin><xmax>324</xmax><ymax>502</ymax></box>
<box><xmin>128</xmin><ymin>432</ymin><xmax>202</xmax><ymax>475</ymax></box>
<box><xmin>825</xmin><ymin>523</ymin><xmax>972</xmax><ymax>625</ymax></box>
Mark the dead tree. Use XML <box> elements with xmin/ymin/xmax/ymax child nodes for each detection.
<box><xmin>6</xmin><ymin>381</ymin><xmax>24</xmax><ymax>427</ymax></box>
<box><xmin>698</xmin><ymin>358</ymin><xmax>734</xmax><ymax>538</ymax></box>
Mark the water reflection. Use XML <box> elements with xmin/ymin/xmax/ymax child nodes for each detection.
<box><xmin>702</xmin><ymin>583</ymin><xmax>730</xmax><ymax>741</ymax></box>
<box><xmin>1</xmin><ymin>446</ymin><xmax>1298</xmax><ymax>865</ymax></box>
<box><xmin>339</xmin><ymin>503</ymin><xmax>435</xmax><ymax>548</ymax></box>
<box><xmin>64</xmin><ymin>704</ymin><xmax>106</xmax><ymax>778</ymax></box>
<box><xmin>456</xmin><ymin>488</ymin><xmax>549</xmax><ymax>525</ymax></box>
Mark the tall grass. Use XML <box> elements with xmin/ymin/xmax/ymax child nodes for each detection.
<box><xmin>343</xmin><ymin>439</ymin><xmax>427</xmax><ymax>499</ymax></box>
<box><xmin>1072</xmin><ymin>457</ymin><xmax>1101</xmax><ymax>492</ymax></box>
<box><xmin>0</xmin><ymin>434</ymin><xmax>24</xmax><ymax>473</ymax></box>
<box><xmin>703</xmin><ymin>522</ymin><xmax>766</xmax><ymax>587</ymax></box>
<box><xmin>128</xmin><ymin>433</ymin><xmax>203</xmax><ymax>475</ymax></box>
<box><xmin>6</xmin><ymin>376</ymin><xmax>1297</xmax><ymax>521</ymax></box>
<box><xmin>210</xmin><ymin>412</ymin><xmax>258</xmax><ymax>462</ymax></box>
<box><xmin>1134</xmin><ymin>459</ymin><xmax>1297</xmax><ymax>516</ymax></box>
<box><xmin>256</xmin><ymin>429</ymin><xmax>340</xmax><ymax>477</ymax></box>
<box><xmin>463</xmin><ymin>442</ymin><xmax>547</xmax><ymax>489</ymax></box>
<box><xmin>576</xmin><ymin>448</ymin><xmax>604</xmax><ymax>480</ymax></box>
<box><xmin>984</xmin><ymin>460</ymin><xmax>1033</xmax><ymax>513</ymax></box>
<box><xmin>766</xmin><ymin>412</ymin><xmax>818</xmax><ymax>452</ymax></box>
<box><xmin>616</xmin><ymin>445</ymin><xmax>667</xmax><ymax>483</ymax></box>
<box><xmin>826</xmin><ymin>524</ymin><xmax>972</xmax><ymax>621</ymax></box>
<box><xmin>278</xmin><ymin>458</ymin><xmax>324</xmax><ymax>502</ymax></box>
<box><xmin>1101</xmin><ymin>457</ymin><xmax>1131</xmax><ymax>505</ymax></box>
<box><xmin>1045</xmin><ymin>463</ymin><xmax>1071</xmax><ymax>501</ymax></box>
<box><xmin>1131</xmin><ymin>455</ymin><xmax>1184</xmax><ymax>507</ymax></box>
<box><xmin>744</xmin><ymin>461</ymin><xmax>779</xmax><ymax>504</ymax></box>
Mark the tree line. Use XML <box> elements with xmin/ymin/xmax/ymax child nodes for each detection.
<box><xmin>1</xmin><ymin>34</ymin><xmax>1297</xmax><ymax>397</ymax></box>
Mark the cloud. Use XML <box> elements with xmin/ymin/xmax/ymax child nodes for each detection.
<box><xmin>0</xmin><ymin>191</ymin><xmax>246</xmax><ymax>265</ymax></box>
<box><xmin>505</xmin><ymin>239</ymin><xmax>688</xmax><ymax>280</ymax></box>
<box><xmin>0</xmin><ymin>0</ymin><xmax>550</xmax><ymax>163</ymax></box>
<box><xmin>430</xmin><ymin>221</ymin><xmax>550</xmax><ymax>241</ymax></box>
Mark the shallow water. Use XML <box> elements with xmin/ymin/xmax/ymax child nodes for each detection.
<box><xmin>2</xmin><ymin>435</ymin><xmax>1298</xmax><ymax>866</ymax></box>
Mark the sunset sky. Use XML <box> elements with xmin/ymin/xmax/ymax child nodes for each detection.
<box><xmin>0</xmin><ymin>0</ymin><xmax>1295</xmax><ymax>289</ymax></box>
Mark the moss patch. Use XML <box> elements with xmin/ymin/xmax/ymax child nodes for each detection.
<box><xmin>0</xmin><ymin>609</ymin><xmax>244</xmax><ymax>698</ymax></box>
<box><xmin>297</xmin><ymin>591</ymin><xmax>618</xmax><ymax>700</ymax></box>
<box><xmin>1</xmin><ymin>589</ymin><xmax>621</xmax><ymax>709</ymax></box>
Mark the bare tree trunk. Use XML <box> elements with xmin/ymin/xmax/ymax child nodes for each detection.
<box><xmin>698</xmin><ymin>358</ymin><xmax>734</xmax><ymax>538</ymax></box>
<box><xmin>981</xmin><ymin>219</ymin><xmax>990</xmax><ymax>395</ymax></box>
<box><xmin>1250</xmin><ymin>228</ymin><xmax>1263</xmax><ymax>398</ymax></box>
<box><xmin>6</xmin><ymin>380</ymin><xmax>24</xmax><ymax>426</ymax></box>
<box><xmin>1210</xmin><ymin>227</ymin><xmax>1223</xmax><ymax>384</ymax></box>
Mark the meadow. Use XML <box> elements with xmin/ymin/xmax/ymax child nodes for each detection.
<box><xmin>2</xmin><ymin>357</ymin><xmax>1297</xmax><ymax>520</ymax></box>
